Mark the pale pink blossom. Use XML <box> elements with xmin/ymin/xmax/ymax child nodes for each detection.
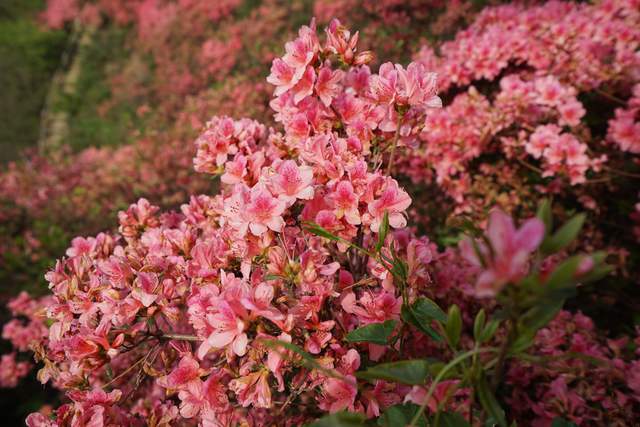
<box><xmin>229</xmin><ymin>369</ymin><xmax>272</xmax><ymax>409</ymax></box>
<box><xmin>460</xmin><ymin>209</ymin><xmax>545</xmax><ymax>297</ymax></box>
<box><xmin>268</xmin><ymin>160</ymin><xmax>314</xmax><ymax>206</ymax></box>
<box><xmin>367</xmin><ymin>178</ymin><xmax>412</xmax><ymax>232</ymax></box>
<box><xmin>319</xmin><ymin>375</ymin><xmax>358</xmax><ymax>413</ymax></box>
<box><xmin>245</xmin><ymin>184</ymin><xmax>287</xmax><ymax>236</ymax></box>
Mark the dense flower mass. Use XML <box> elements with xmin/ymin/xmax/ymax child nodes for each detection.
<box><xmin>406</xmin><ymin>0</ymin><xmax>639</xmax><ymax>210</ymax></box>
<box><xmin>1</xmin><ymin>0</ymin><xmax>640</xmax><ymax>426</ymax></box>
<box><xmin>12</xmin><ymin>19</ymin><xmax>449</xmax><ymax>426</ymax></box>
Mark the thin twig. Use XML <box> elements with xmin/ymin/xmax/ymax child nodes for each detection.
<box><xmin>515</xmin><ymin>157</ymin><xmax>544</xmax><ymax>174</ymax></box>
<box><xmin>102</xmin><ymin>352</ymin><xmax>148</xmax><ymax>390</ymax></box>
<box><xmin>603</xmin><ymin>165</ymin><xmax>640</xmax><ymax>179</ymax></box>
<box><xmin>160</xmin><ymin>333</ymin><xmax>201</xmax><ymax>342</ymax></box>
<box><xmin>593</xmin><ymin>88</ymin><xmax>627</xmax><ymax>106</ymax></box>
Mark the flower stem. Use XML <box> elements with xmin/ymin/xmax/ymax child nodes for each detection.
<box><xmin>408</xmin><ymin>347</ymin><xmax>498</xmax><ymax>427</ymax></box>
<box><xmin>161</xmin><ymin>333</ymin><xmax>200</xmax><ymax>342</ymax></box>
<box><xmin>491</xmin><ymin>319</ymin><xmax>516</xmax><ymax>391</ymax></box>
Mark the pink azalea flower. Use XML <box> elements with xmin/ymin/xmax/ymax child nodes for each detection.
<box><xmin>328</xmin><ymin>181</ymin><xmax>361</xmax><ymax>225</ymax></box>
<box><xmin>395</xmin><ymin>62</ymin><xmax>442</xmax><ymax>109</ymax></box>
<box><xmin>198</xmin><ymin>300</ymin><xmax>248</xmax><ymax>359</ymax></box>
<box><xmin>460</xmin><ymin>209</ymin><xmax>545</xmax><ymax>297</ymax></box>
<box><xmin>131</xmin><ymin>272</ymin><xmax>159</xmax><ymax>308</ymax></box>
<box><xmin>221</xmin><ymin>154</ymin><xmax>248</xmax><ymax>185</ymax></box>
<box><xmin>177</xmin><ymin>380</ymin><xmax>207</xmax><ymax>418</ymax></box>
<box><xmin>316</xmin><ymin>66</ymin><xmax>344</xmax><ymax>107</ymax></box>
<box><xmin>324</xmin><ymin>18</ymin><xmax>359</xmax><ymax>63</ymax></box>
<box><xmin>369</xmin><ymin>62</ymin><xmax>398</xmax><ymax>105</ymax></box>
<box><xmin>367</xmin><ymin>178</ymin><xmax>412</xmax><ymax>232</ymax></box>
<box><xmin>292</xmin><ymin>66</ymin><xmax>316</xmax><ymax>104</ymax></box>
<box><xmin>341</xmin><ymin>290</ymin><xmax>401</xmax><ymax>324</ymax></box>
<box><xmin>245</xmin><ymin>184</ymin><xmax>287</xmax><ymax>236</ymax></box>
<box><xmin>319</xmin><ymin>375</ymin><xmax>358</xmax><ymax>413</ymax></box>
<box><xmin>266</xmin><ymin>332</ymin><xmax>291</xmax><ymax>392</ymax></box>
<box><xmin>193</xmin><ymin>116</ymin><xmax>239</xmax><ymax>171</ymax></box>
<box><xmin>26</xmin><ymin>413</ymin><xmax>57</xmax><ymax>427</ymax></box>
<box><xmin>526</xmin><ymin>125</ymin><xmax>559</xmax><ymax>158</ymax></box>
<box><xmin>0</xmin><ymin>353</ymin><xmax>30</xmax><ymax>388</ymax></box>
<box><xmin>558</xmin><ymin>99</ymin><xmax>585</xmax><ymax>127</ymax></box>
<box><xmin>535</xmin><ymin>76</ymin><xmax>564</xmax><ymax>107</ymax></box>
<box><xmin>229</xmin><ymin>369</ymin><xmax>272</xmax><ymax>409</ymax></box>
<box><xmin>283</xmin><ymin>22</ymin><xmax>319</xmax><ymax>72</ymax></box>
<box><xmin>241</xmin><ymin>282</ymin><xmax>285</xmax><ymax>325</ymax></box>
<box><xmin>404</xmin><ymin>380</ymin><xmax>460</xmax><ymax>413</ymax></box>
<box><xmin>305</xmin><ymin>320</ymin><xmax>335</xmax><ymax>354</ymax></box>
<box><xmin>157</xmin><ymin>355</ymin><xmax>202</xmax><ymax>390</ymax></box>
<box><xmin>363</xmin><ymin>381</ymin><xmax>402</xmax><ymax>418</ymax></box>
<box><xmin>266</xmin><ymin>58</ymin><xmax>298</xmax><ymax>96</ymax></box>
<box><xmin>268</xmin><ymin>160</ymin><xmax>314</xmax><ymax>206</ymax></box>
<box><xmin>201</xmin><ymin>371</ymin><xmax>231</xmax><ymax>414</ymax></box>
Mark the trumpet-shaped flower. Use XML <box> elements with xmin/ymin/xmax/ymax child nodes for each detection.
<box><xmin>460</xmin><ymin>209</ymin><xmax>545</xmax><ymax>297</ymax></box>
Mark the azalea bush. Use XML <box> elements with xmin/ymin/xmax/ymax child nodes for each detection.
<box><xmin>1</xmin><ymin>0</ymin><xmax>640</xmax><ymax>426</ymax></box>
<box><xmin>402</xmin><ymin>0</ymin><xmax>640</xmax><ymax>333</ymax></box>
<box><xmin>0</xmin><ymin>14</ymin><xmax>637</xmax><ymax>427</ymax></box>
<box><xmin>0</xmin><ymin>0</ymin><xmax>484</xmax><ymax>307</ymax></box>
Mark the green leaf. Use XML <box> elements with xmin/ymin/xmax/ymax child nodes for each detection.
<box><xmin>308</xmin><ymin>412</ymin><xmax>365</xmax><ymax>427</ymax></box>
<box><xmin>377</xmin><ymin>403</ymin><xmax>426</xmax><ymax>427</ymax></box>
<box><xmin>445</xmin><ymin>305</ymin><xmax>462</xmax><ymax>348</ymax></box>
<box><xmin>357</xmin><ymin>360</ymin><xmax>430</xmax><ymax>385</ymax></box>
<box><xmin>511</xmin><ymin>299</ymin><xmax>563</xmax><ymax>355</ymax></box>
<box><xmin>479</xmin><ymin>319</ymin><xmax>500</xmax><ymax>344</ymax></box>
<box><xmin>304</xmin><ymin>222</ymin><xmax>341</xmax><ymax>242</ymax></box>
<box><xmin>473</xmin><ymin>309</ymin><xmax>486</xmax><ymax>342</ymax></box>
<box><xmin>413</xmin><ymin>297</ymin><xmax>447</xmax><ymax>323</ymax></box>
<box><xmin>577</xmin><ymin>264</ymin><xmax>613</xmax><ymax>284</ymax></box>
<box><xmin>476</xmin><ymin>374</ymin><xmax>507</xmax><ymax>427</ymax></box>
<box><xmin>550</xmin><ymin>417</ymin><xmax>578</xmax><ymax>427</ymax></box>
<box><xmin>541</xmin><ymin>213</ymin><xmax>585</xmax><ymax>254</ymax></box>
<box><xmin>376</xmin><ymin>211</ymin><xmax>390</xmax><ymax>253</ymax></box>
<box><xmin>509</xmin><ymin>331</ymin><xmax>535</xmax><ymax>354</ymax></box>
<box><xmin>345</xmin><ymin>320</ymin><xmax>397</xmax><ymax>345</ymax></box>
<box><xmin>543</xmin><ymin>255</ymin><xmax>584</xmax><ymax>292</ymax></box>
<box><xmin>424</xmin><ymin>359</ymin><xmax>458</xmax><ymax>380</ymax></box>
<box><xmin>390</xmin><ymin>242</ymin><xmax>409</xmax><ymax>282</ymax></box>
<box><xmin>436</xmin><ymin>412</ymin><xmax>471</xmax><ymax>427</ymax></box>
<box><xmin>536</xmin><ymin>198</ymin><xmax>553</xmax><ymax>235</ymax></box>
<box><xmin>519</xmin><ymin>299</ymin><xmax>564</xmax><ymax>333</ymax></box>
<box><xmin>401</xmin><ymin>304</ymin><xmax>443</xmax><ymax>342</ymax></box>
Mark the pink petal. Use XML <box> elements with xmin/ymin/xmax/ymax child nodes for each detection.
<box><xmin>487</xmin><ymin>210</ymin><xmax>516</xmax><ymax>256</ymax></box>
<box><xmin>207</xmin><ymin>330</ymin><xmax>235</xmax><ymax>349</ymax></box>
<box><xmin>514</xmin><ymin>218</ymin><xmax>545</xmax><ymax>253</ymax></box>
<box><xmin>232</xmin><ymin>333</ymin><xmax>248</xmax><ymax>356</ymax></box>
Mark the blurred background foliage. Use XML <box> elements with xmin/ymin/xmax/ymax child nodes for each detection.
<box><xmin>0</xmin><ymin>0</ymin><xmax>66</xmax><ymax>162</ymax></box>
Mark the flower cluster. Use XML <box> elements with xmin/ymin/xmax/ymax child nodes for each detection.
<box><xmin>16</xmin><ymin>20</ymin><xmax>447</xmax><ymax>426</ymax></box>
<box><xmin>507</xmin><ymin>311</ymin><xmax>640</xmax><ymax>425</ymax></box>
<box><xmin>608</xmin><ymin>83</ymin><xmax>640</xmax><ymax>154</ymax></box>
<box><xmin>406</xmin><ymin>0</ymin><xmax>639</xmax><ymax>212</ymax></box>
<box><xmin>416</xmin><ymin>1</ymin><xmax>640</xmax><ymax>92</ymax></box>
<box><xmin>2</xmin><ymin>1</ymin><xmax>640</xmax><ymax>426</ymax></box>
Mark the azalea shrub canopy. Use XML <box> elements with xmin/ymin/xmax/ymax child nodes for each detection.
<box><xmin>1</xmin><ymin>0</ymin><xmax>640</xmax><ymax>426</ymax></box>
